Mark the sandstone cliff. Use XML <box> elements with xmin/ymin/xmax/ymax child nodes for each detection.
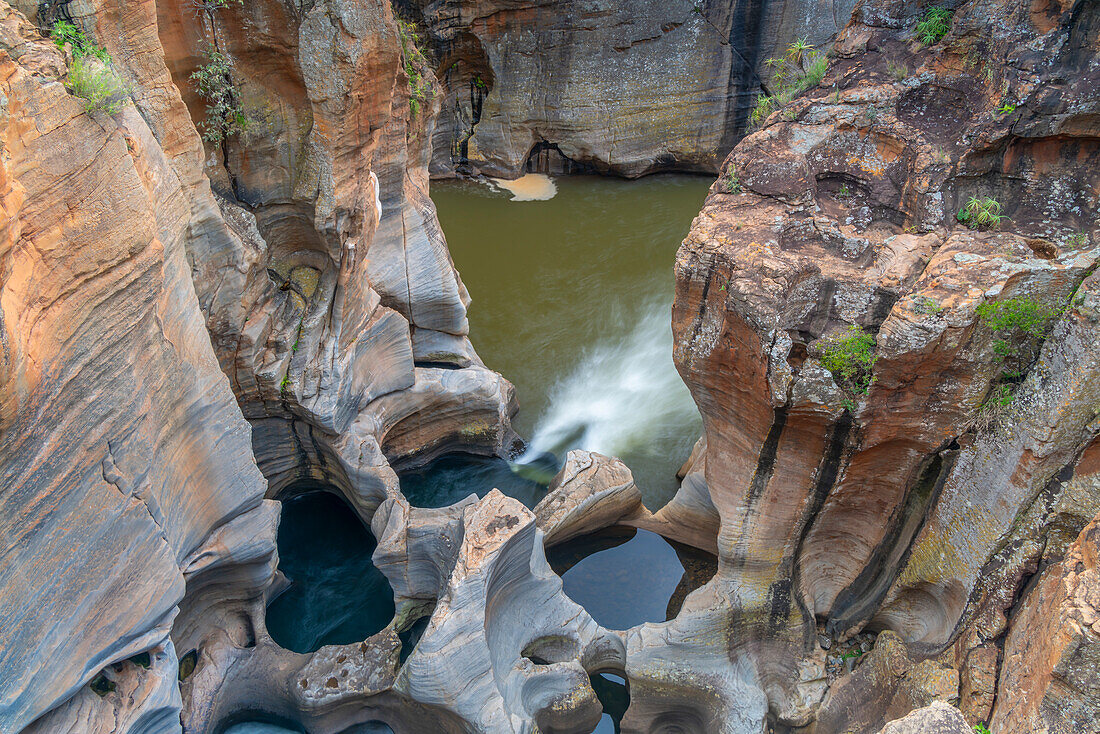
<box><xmin>662</xmin><ymin>0</ymin><xmax>1100</xmax><ymax>729</ymax></box>
<box><xmin>0</xmin><ymin>0</ymin><xmax>517</xmax><ymax>729</ymax></box>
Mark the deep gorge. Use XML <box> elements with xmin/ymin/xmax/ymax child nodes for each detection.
<box><xmin>0</xmin><ymin>0</ymin><xmax>1098</xmax><ymax>733</ymax></box>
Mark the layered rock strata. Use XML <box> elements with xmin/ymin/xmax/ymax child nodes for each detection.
<box><xmin>662</xmin><ymin>0</ymin><xmax>1100</xmax><ymax>728</ymax></box>
<box><xmin>410</xmin><ymin>0</ymin><xmax>858</xmax><ymax>178</ymax></box>
<box><xmin>0</xmin><ymin>0</ymin><xmax>518</xmax><ymax>730</ymax></box>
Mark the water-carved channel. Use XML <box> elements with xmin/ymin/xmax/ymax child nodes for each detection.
<box><xmin>432</xmin><ymin>174</ymin><xmax>709</xmax><ymax>506</ymax></box>
<box><xmin>262</xmin><ymin>175</ymin><xmax>714</xmax><ymax>731</ymax></box>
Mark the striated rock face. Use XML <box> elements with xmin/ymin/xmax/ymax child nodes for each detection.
<box><xmin>663</xmin><ymin>0</ymin><xmax>1100</xmax><ymax>725</ymax></box>
<box><xmin>0</xmin><ymin>0</ymin><xmax>517</xmax><ymax>730</ymax></box>
<box><xmin>0</xmin><ymin>6</ymin><xmax>270</xmax><ymax>732</ymax></box>
<box><xmin>990</xmin><ymin>515</ymin><xmax>1100</xmax><ymax>733</ymax></box>
<box><xmin>411</xmin><ymin>0</ymin><xmax>858</xmax><ymax>178</ymax></box>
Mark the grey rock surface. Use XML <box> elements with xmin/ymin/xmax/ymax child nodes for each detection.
<box><xmin>877</xmin><ymin>702</ymin><xmax>970</xmax><ymax>734</ymax></box>
<box><xmin>416</xmin><ymin>0</ymin><xmax>858</xmax><ymax>178</ymax></box>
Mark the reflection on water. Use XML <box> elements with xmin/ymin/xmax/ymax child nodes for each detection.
<box><xmin>432</xmin><ymin>174</ymin><xmax>708</xmax><ymax>507</ymax></box>
<box><xmin>223</xmin><ymin>722</ymin><xmax>393</xmax><ymax>734</ymax></box>
<box><xmin>223</xmin><ymin>723</ymin><xmax>301</xmax><ymax>734</ymax></box>
<box><xmin>398</xmin><ymin>453</ymin><xmax>550</xmax><ymax>508</ymax></box>
<box><xmin>591</xmin><ymin>672</ymin><xmax>630</xmax><ymax>734</ymax></box>
<box><xmin>547</xmin><ymin>527</ymin><xmax>717</xmax><ymax>630</ymax></box>
<box><xmin>266</xmin><ymin>491</ymin><xmax>395</xmax><ymax>653</ymax></box>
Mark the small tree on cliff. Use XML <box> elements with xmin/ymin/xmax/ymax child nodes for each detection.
<box><xmin>750</xmin><ymin>39</ymin><xmax>828</xmax><ymax>127</ymax></box>
<box><xmin>190</xmin><ymin>45</ymin><xmax>256</xmax><ymax>144</ymax></box>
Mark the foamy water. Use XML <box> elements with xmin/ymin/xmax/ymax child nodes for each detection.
<box><xmin>490</xmin><ymin>173</ymin><xmax>558</xmax><ymax>201</ymax></box>
<box><xmin>516</xmin><ymin>300</ymin><xmax>697</xmax><ymax>467</ymax></box>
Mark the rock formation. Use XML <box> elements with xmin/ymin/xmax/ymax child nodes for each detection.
<box><xmin>0</xmin><ymin>0</ymin><xmax>517</xmax><ymax>729</ymax></box>
<box><xmin>409</xmin><ymin>0</ymin><xmax>858</xmax><ymax>178</ymax></box>
<box><xmin>661</xmin><ymin>0</ymin><xmax>1100</xmax><ymax>728</ymax></box>
<box><xmin>3</xmin><ymin>0</ymin><xmax>1100</xmax><ymax>731</ymax></box>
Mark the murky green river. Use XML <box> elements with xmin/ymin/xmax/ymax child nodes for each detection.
<box><xmin>431</xmin><ymin>174</ymin><xmax>710</xmax><ymax>507</ymax></box>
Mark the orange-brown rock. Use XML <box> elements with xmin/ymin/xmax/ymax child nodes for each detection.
<box><xmin>664</xmin><ymin>0</ymin><xmax>1100</xmax><ymax>725</ymax></box>
<box><xmin>0</xmin><ymin>7</ymin><xmax>271</xmax><ymax>731</ymax></box>
<box><xmin>990</xmin><ymin>515</ymin><xmax>1100</xmax><ymax>733</ymax></box>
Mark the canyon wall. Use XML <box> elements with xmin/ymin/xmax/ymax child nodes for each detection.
<box><xmin>663</xmin><ymin>0</ymin><xmax>1100</xmax><ymax>729</ymax></box>
<box><xmin>408</xmin><ymin>0</ymin><xmax>858</xmax><ymax>178</ymax></box>
<box><xmin>3</xmin><ymin>0</ymin><xmax>1100</xmax><ymax>731</ymax></box>
<box><xmin>0</xmin><ymin>0</ymin><xmax>518</xmax><ymax>730</ymax></box>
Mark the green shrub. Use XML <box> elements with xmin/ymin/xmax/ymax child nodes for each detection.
<box><xmin>51</xmin><ymin>20</ymin><xmax>111</xmax><ymax>63</ymax></box>
<box><xmin>750</xmin><ymin>39</ymin><xmax>828</xmax><ymax>127</ymax></box>
<box><xmin>190</xmin><ymin>46</ymin><xmax>254</xmax><ymax>144</ymax></box>
<box><xmin>915</xmin><ymin>7</ymin><xmax>953</xmax><ymax>46</ymax></box>
<box><xmin>976</xmin><ymin>297</ymin><xmax>1058</xmax><ymax>337</ymax></box>
<box><xmin>398</xmin><ymin>19</ymin><xmax>432</xmax><ymax>118</ymax></box>
<box><xmin>67</xmin><ymin>56</ymin><xmax>131</xmax><ymax>114</ymax></box>
<box><xmin>957</xmin><ymin>196</ymin><xmax>1005</xmax><ymax>230</ymax></box>
<box><xmin>974</xmin><ymin>724</ymin><xmax>992</xmax><ymax>734</ymax></box>
<box><xmin>820</xmin><ymin>325</ymin><xmax>878</xmax><ymax>394</ymax></box>
<box><xmin>52</xmin><ymin>20</ymin><xmax>130</xmax><ymax>114</ymax></box>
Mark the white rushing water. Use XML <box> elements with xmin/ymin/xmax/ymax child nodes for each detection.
<box><xmin>516</xmin><ymin>300</ymin><xmax>698</xmax><ymax>468</ymax></box>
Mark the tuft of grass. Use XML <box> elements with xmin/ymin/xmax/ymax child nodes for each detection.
<box><xmin>750</xmin><ymin>40</ymin><xmax>828</xmax><ymax>127</ymax></box>
<box><xmin>820</xmin><ymin>325</ymin><xmax>878</xmax><ymax>395</ymax></box>
<box><xmin>67</xmin><ymin>56</ymin><xmax>131</xmax><ymax>114</ymax></box>
<box><xmin>887</xmin><ymin>60</ymin><xmax>909</xmax><ymax>81</ymax></box>
<box><xmin>913</xmin><ymin>296</ymin><xmax>943</xmax><ymax>315</ymax></box>
<box><xmin>189</xmin><ymin>0</ymin><xmax>242</xmax><ymax>10</ymax></box>
<box><xmin>957</xmin><ymin>196</ymin><xmax>1005</xmax><ymax>230</ymax></box>
<box><xmin>975</xmin><ymin>383</ymin><xmax>1015</xmax><ymax>431</ymax></box>
<box><xmin>915</xmin><ymin>7</ymin><xmax>953</xmax><ymax>46</ymax></box>
<box><xmin>720</xmin><ymin>164</ymin><xmax>742</xmax><ymax>193</ymax></box>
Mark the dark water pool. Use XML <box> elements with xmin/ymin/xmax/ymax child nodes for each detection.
<box><xmin>591</xmin><ymin>671</ymin><xmax>630</xmax><ymax>734</ymax></box>
<box><xmin>547</xmin><ymin>527</ymin><xmax>717</xmax><ymax>630</ymax></box>
<box><xmin>397</xmin><ymin>453</ymin><xmax>551</xmax><ymax>508</ymax></box>
<box><xmin>223</xmin><ymin>722</ymin><xmax>392</xmax><ymax>734</ymax></box>
<box><xmin>266</xmin><ymin>491</ymin><xmax>395</xmax><ymax>653</ymax></box>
